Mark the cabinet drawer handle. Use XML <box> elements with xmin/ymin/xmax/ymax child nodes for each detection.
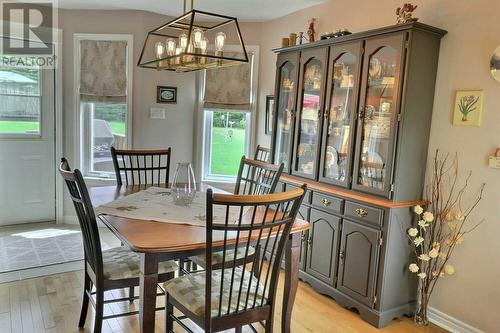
<box><xmin>356</xmin><ymin>208</ymin><xmax>368</xmax><ymax>218</ymax></box>
<box><xmin>322</xmin><ymin>198</ymin><xmax>331</xmax><ymax>207</ymax></box>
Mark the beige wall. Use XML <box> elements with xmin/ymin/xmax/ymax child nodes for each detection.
<box><xmin>254</xmin><ymin>1</ymin><xmax>500</xmax><ymax>331</ymax></box>
<box><xmin>58</xmin><ymin>9</ymin><xmax>261</xmax><ymax>213</ymax></box>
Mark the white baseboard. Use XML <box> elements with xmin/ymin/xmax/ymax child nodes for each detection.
<box><xmin>429</xmin><ymin>307</ymin><xmax>484</xmax><ymax>333</ymax></box>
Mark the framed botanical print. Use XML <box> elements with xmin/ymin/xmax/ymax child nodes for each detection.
<box><xmin>157</xmin><ymin>86</ymin><xmax>177</xmax><ymax>103</ymax></box>
<box><xmin>265</xmin><ymin>95</ymin><xmax>275</xmax><ymax>135</ymax></box>
<box><xmin>453</xmin><ymin>90</ymin><xmax>484</xmax><ymax>127</ymax></box>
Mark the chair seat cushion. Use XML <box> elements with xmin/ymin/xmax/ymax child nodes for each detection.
<box><xmin>190</xmin><ymin>246</ymin><xmax>256</xmax><ymax>268</ymax></box>
<box><xmin>164</xmin><ymin>268</ymin><xmax>265</xmax><ymax>318</ymax></box>
<box><xmin>102</xmin><ymin>247</ymin><xmax>178</xmax><ymax>281</ymax></box>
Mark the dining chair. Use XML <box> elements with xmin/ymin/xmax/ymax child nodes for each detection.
<box><xmin>164</xmin><ymin>186</ymin><xmax>307</xmax><ymax>333</ymax></box>
<box><xmin>189</xmin><ymin>157</ymin><xmax>285</xmax><ymax>271</ymax></box>
<box><xmin>59</xmin><ymin>158</ymin><xmax>178</xmax><ymax>333</ymax></box>
<box><xmin>110</xmin><ymin>147</ymin><xmax>171</xmax><ymax>186</ymax></box>
<box><xmin>254</xmin><ymin>145</ymin><xmax>271</xmax><ymax>162</ymax></box>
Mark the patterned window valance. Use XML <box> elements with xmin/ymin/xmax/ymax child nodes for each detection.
<box><xmin>203</xmin><ymin>53</ymin><xmax>252</xmax><ymax>111</ymax></box>
<box><xmin>80</xmin><ymin>40</ymin><xmax>127</xmax><ymax>103</ymax></box>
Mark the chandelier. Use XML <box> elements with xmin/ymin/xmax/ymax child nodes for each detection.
<box><xmin>137</xmin><ymin>0</ymin><xmax>248</xmax><ymax>73</ymax></box>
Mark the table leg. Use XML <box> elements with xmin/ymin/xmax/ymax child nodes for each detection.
<box><xmin>282</xmin><ymin>232</ymin><xmax>301</xmax><ymax>333</ymax></box>
<box><xmin>140</xmin><ymin>253</ymin><xmax>159</xmax><ymax>333</ymax></box>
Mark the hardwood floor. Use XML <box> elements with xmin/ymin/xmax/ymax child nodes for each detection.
<box><xmin>0</xmin><ymin>269</ymin><xmax>448</xmax><ymax>333</ymax></box>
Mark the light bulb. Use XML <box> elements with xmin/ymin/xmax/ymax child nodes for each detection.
<box><xmin>192</xmin><ymin>28</ymin><xmax>204</xmax><ymax>48</ymax></box>
<box><xmin>166</xmin><ymin>38</ymin><xmax>176</xmax><ymax>56</ymax></box>
<box><xmin>200</xmin><ymin>37</ymin><xmax>208</xmax><ymax>54</ymax></box>
<box><xmin>175</xmin><ymin>47</ymin><xmax>182</xmax><ymax>64</ymax></box>
<box><xmin>215</xmin><ymin>32</ymin><xmax>226</xmax><ymax>52</ymax></box>
<box><xmin>179</xmin><ymin>32</ymin><xmax>188</xmax><ymax>50</ymax></box>
<box><xmin>155</xmin><ymin>42</ymin><xmax>165</xmax><ymax>59</ymax></box>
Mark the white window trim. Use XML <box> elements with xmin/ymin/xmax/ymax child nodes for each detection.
<box><xmin>196</xmin><ymin>45</ymin><xmax>259</xmax><ymax>183</ymax></box>
<box><xmin>73</xmin><ymin>33</ymin><xmax>133</xmax><ymax>180</ymax></box>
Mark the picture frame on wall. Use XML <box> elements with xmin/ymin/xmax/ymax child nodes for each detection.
<box><xmin>265</xmin><ymin>95</ymin><xmax>275</xmax><ymax>135</ymax></box>
<box><xmin>452</xmin><ymin>90</ymin><xmax>484</xmax><ymax>127</ymax></box>
<box><xmin>157</xmin><ymin>86</ymin><xmax>177</xmax><ymax>103</ymax></box>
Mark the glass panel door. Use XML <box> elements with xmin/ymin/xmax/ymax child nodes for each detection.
<box><xmin>273</xmin><ymin>53</ymin><xmax>299</xmax><ymax>172</ymax></box>
<box><xmin>292</xmin><ymin>48</ymin><xmax>327</xmax><ymax>179</ymax></box>
<box><xmin>353</xmin><ymin>33</ymin><xmax>405</xmax><ymax>197</ymax></box>
<box><xmin>319</xmin><ymin>42</ymin><xmax>361</xmax><ymax>187</ymax></box>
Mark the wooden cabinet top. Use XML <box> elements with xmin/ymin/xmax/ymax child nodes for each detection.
<box><xmin>273</xmin><ymin>22</ymin><xmax>447</xmax><ymax>54</ymax></box>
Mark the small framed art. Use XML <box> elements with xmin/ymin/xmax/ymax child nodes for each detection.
<box><xmin>453</xmin><ymin>90</ymin><xmax>484</xmax><ymax>127</ymax></box>
<box><xmin>265</xmin><ymin>95</ymin><xmax>275</xmax><ymax>135</ymax></box>
<box><xmin>157</xmin><ymin>86</ymin><xmax>177</xmax><ymax>103</ymax></box>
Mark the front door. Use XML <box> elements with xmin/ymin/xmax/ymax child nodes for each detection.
<box><xmin>0</xmin><ymin>59</ymin><xmax>56</xmax><ymax>225</ymax></box>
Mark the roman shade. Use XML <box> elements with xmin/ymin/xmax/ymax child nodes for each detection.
<box><xmin>203</xmin><ymin>53</ymin><xmax>252</xmax><ymax>111</ymax></box>
<box><xmin>80</xmin><ymin>40</ymin><xmax>127</xmax><ymax>103</ymax></box>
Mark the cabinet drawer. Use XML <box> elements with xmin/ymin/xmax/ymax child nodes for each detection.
<box><xmin>311</xmin><ymin>192</ymin><xmax>343</xmax><ymax>214</ymax></box>
<box><xmin>344</xmin><ymin>201</ymin><xmax>383</xmax><ymax>226</ymax></box>
<box><xmin>284</xmin><ymin>183</ymin><xmax>312</xmax><ymax>203</ymax></box>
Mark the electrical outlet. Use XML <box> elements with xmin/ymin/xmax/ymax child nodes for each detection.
<box><xmin>150</xmin><ymin>107</ymin><xmax>166</xmax><ymax>119</ymax></box>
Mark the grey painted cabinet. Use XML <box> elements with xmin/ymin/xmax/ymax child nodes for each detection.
<box><xmin>337</xmin><ymin>219</ymin><xmax>381</xmax><ymax>306</ymax></box>
<box><xmin>305</xmin><ymin>209</ymin><xmax>340</xmax><ymax>285</ymax></box>
<box><xmin>271</xmin><ymin>22</ymin><xmax>446</xmax><ymax>328</ymax></box>
<box><xmin>297</xmin><ymin>205</ymin><xmax>310</xmax><ymax>270</ymax></box>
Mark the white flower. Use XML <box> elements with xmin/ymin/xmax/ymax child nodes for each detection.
<box><xmin>444</xmin><ymin>211</ymin><xmax>455</xmax><ymax>221</ymax></box>
<box><xmin>455</xmin><ymin>211</ymin><xmax>465</xmax><ymax>221</ymax></box>
<box><xmin>414</xmin><ymin>237</ymin><xmax>424</xmax><ymax>247</ymax></box>
<box><xmin>417</xmin><ymin>272</ymin><xmax>427</xmax><ymax>279</ymax></box>
<box><xmin>422</xmin><ymin>211</ymin><xmax>434</xmax><ymax>222</ymax></box>
<box><xmin>432</xmin><ymin>242</ymin><xmax>441</xmax><ymax>250</ymax></box>
<box><xmin>409</xmin><ymin>263</ymin><xmax>419</xmax><ymax>273</ymax></box>
<box><xmin>438</xmin><ymin>252</ymin><xmax>447</xmax><ymax>260</ymax></box>
<box><xmin>414</xmin><ymin>205</ymin><xmax>424</xmax><ymax>215</ymax></box>
<box><xmin>408</xmin><ymin>228</ymin><xmax>418</xmax><ymax>237</ymax></box>
<box><xmin>444</xmin><ymin>264</ymin><xmax>455</xmax><ymax>275</ymax></box>
<box><xmin>418</xmin><ymin>219</ymin><xmax>429</xmax><ymax>230</ymax></box>
<box><xmin>429</xmin><ymin>248</ymin><xmax>439</xmax><ymax>258</ymax></box>
<box><xmin>419</xmin><ymin>254</ymin><xmax>431</xmax><ymax>261</ymax></box>
<box><xmin>439</xmin><ymin>272</ymin><xmax>445</xmax><ymax>278</ymax></box>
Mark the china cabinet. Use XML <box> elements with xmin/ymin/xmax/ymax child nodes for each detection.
<box><xmin>270</xmin><ymin>22</ymin><xmax>447</xmax><ymax>327</ymax></box>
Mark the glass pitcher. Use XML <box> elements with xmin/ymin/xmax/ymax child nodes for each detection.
<box><xmin>171</xmin><ymin>162</ymin><xmax>197</xmax><ymax>205</ymax></box>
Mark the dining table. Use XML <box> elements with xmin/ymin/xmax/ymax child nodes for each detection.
<box><xmin>90</xmin><ymin>183</ymin><xmax>310</xmax><ymax>333</ymax></box>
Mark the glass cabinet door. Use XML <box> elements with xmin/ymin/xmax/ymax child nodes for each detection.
<box><xmin>272</xmin><ymin>52</ymin><xmax>299</xmax><ymax>172</ymax></box>
<box><xmin>292</xmin><ymin>48</ymin><xmax>328</xmax><ymax>179</ymax></box>
<box><xmin>353</xmin><ymin>33</ymin><xmax>405</xmax><ymax>197</ymax></box>
<box><xmin>319</xmin><ymin>42</ymin><xmax>362</xmax><ymax>187</ymax></box>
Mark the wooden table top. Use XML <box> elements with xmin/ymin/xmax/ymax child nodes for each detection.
<box><xmin>91</xmin><ymin>184</ymin><xmax>310</xmax><ymax>253</ymax></box>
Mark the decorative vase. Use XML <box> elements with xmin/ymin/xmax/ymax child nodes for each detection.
<box><xmin>414</xmin><ymin>290</ymin><xmax>430</xmax><ymax>326</ymax></box>
<box><xmin>171</xmin><ymin>162</ymin><xmax>196</xmax><ymax>206</ymax></box>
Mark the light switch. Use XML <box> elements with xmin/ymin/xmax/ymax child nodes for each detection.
<box><xmin>150</xmin><ymin>107</ymin><xmax>166</xmax><ymax>119</ymax></box>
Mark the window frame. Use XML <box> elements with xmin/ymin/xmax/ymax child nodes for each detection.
<box><xmin>200</xmin><ymin>47</ymin><xmax>259</xmax><ymax>183</ymax></box>
<box><xmin>73</xmin><ymin>34</ymin><xmax>133</xmax><ymax>180</ymax></box>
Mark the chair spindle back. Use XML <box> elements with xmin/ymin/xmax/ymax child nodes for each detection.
<box><xmin>234</xmin><ymin>156</ymin><xmax>284</xmax><ymax>196</ymax></box>
<box><xmin>254</xmin><ymin>145</ymin><xmax>271</xmax><ymax>163</ymax></box>
<box><xmin>110</xmin><ymin>147</ymin><xmax>171</xmax><ymax>186</ymax></box>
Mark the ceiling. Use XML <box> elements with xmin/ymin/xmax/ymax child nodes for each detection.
<box><xmin>56</xmin><ymin>0</ymin><xmax>327</xmax><ymax>21</ymax></box>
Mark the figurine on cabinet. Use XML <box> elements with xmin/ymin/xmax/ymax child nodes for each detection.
<box><xmin>307</xmin><ymin>18</ymin><xmax>316</xmax><ymax>42</ymax></box>
<box><xmin>396</xmin><ymin>3</ymin><xmax>418</xmax><ymax>24</ymax></box>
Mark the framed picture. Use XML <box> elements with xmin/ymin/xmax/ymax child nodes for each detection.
<box><xmin>453</xmin><ymin>90</ymin><xmax>484</xmax><ymax>127</ymax></box>
<box><xmin>157</xmin><ymin>86</ymin><xmax>177</xmax><ymax>103</ymax></box>
<box><xmin>265</xmin><ymin>95</ymin><xmax>275</xmax><ymax>135</ymax></box>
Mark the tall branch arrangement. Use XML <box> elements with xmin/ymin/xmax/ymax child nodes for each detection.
<box><xmin>407</xmin><ymin>150</ymin><xmax>485</xmax><ymax>325</ymax></box>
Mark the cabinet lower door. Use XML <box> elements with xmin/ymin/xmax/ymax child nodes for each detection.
<box><xmin>337</xmin><ymin>220</ymin><xmax>381</xmax><ymax>306</ymax></box>
<box><xmin>297</xmin><ymin>205</ymin><xmax>310</xmax><ymax>271</ymax></box>
<box><xmin>305</xmin><ymin>209</ymin><xmax>340</xmax><ymax>285</ymax></box>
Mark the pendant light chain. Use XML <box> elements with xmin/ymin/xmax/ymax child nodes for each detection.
<box><xmin>182</xmin><ymin>0</ymin><xmax>194</xmax><ymax>14</ymax></box>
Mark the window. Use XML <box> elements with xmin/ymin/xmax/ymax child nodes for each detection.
<box><xmin>75</xmin><ymin>34</ymin><xmax>133</xmax><ymax>178</ymax></box>
<box><xmin>0</xmin><ymin>57</ymin><xmax>41</xmax><ymax>136</ymax></box>
<box><xmin>202</xmin><ymin>50</ymin><xmax>257</xmax><ymax>181</ymax></box>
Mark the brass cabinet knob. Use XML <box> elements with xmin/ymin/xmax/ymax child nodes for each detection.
<box><xmin>322</xmin><ymin>198</ymin><xmax>331</xmax><ymax>207</ymax></box>
<box><xmin>356</xmin><ymin>208</ymin><xmax>368</xmax><ymax>218</ymax></box>
<box><xmin>301</xmin><ymin>234</ymin><xmax>307</xmax><ymax>242</ymax></box>
<box><xmin>339</xmin><ymin>251</ymin><xmax>345</xmax><ymax>263</ymax></box>
<box><xmin>307</xmin><ymin>237</ymin><xmax>312</xmax><ymax>245</ymax></box>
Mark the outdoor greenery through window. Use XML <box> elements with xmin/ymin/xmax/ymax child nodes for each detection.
<box><xmin>82</xmin><ymin>102</ymin><xmax>127</xmax><ymax>176</ymax></box>
<box><xmin>0</xmin><ymin>57</ymin><xmax>41</xmax><ymax>135</ymax></box>
<box><xmin>207</xmin><ymin>110</ymin><xmax>248</xmax><ymax>177</ymax></box>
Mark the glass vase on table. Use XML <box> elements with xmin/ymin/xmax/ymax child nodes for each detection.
<box><xmin>172</xmin><ymin>162</ymin><xmax>196</xmax><ymax>205</ymax></box>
